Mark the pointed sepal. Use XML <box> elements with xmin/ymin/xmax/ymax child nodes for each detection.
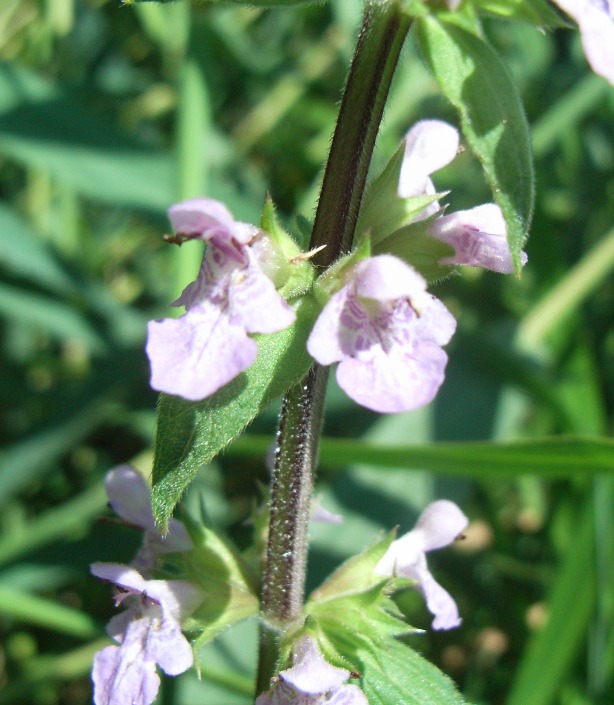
<box><xmin>176</xmin><ymin>511</ymin><xmax>259</xmax><ymax>649</ymax></box>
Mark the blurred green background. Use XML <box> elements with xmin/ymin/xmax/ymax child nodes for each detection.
<box><xmin>1</xmin><ymin>1</ymin><xmax>614</xmax><ymax>704</ymax></box>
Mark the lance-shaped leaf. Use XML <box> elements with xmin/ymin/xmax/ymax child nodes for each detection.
<box><xmin>416</xmin><ymin>16</ymin><xmax>534</xmax><ymax>274</ymax></box>
<box><xmin>151</xmin><ymin>295</ymin><xmax>319</xmax><ymax>531</ymax></box>
<box><xmin>229</xmin><ymin>434</ymin><xmax>614</xmax><ymax>480</ymax></box>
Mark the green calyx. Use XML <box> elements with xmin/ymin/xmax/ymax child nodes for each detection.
<box><xmin>374</xmin><ymin>217</ymin><xmax>456</xmax><ymax>283</ymax></box>
<box><xmin>258</xmin><ymin>196</ymin><xmax>317</xmax><ymax>300</ymax></box>
<box><xmin>175</xmin><ymin>510</ymin><xmax>259</xmax><ymax>650</ymax></box>
<box><xmin>304</xmin><ymin>533</ymin><xmax>415</xmax><ymax>670</ymax></box>
<box><xmin>310</xmin><ymin>236</ymin><xmax>372</xmax><ymax>307</ymax></box>
<box><xmin>357</xmin><ymin>142</ymin><xmax>441</xmax><ymax>246</ymax></box>
<box><xmin>354</xmin><ymin>143</ymin><xmax>456</xmax><ymax>282</ymax></box>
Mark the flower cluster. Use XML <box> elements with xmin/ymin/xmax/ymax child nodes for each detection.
<box><xmin>91</xmin><ymin>479</ymin><xmax>468</xmax><ymax>704</ymax></box>
<box><xmin>376</xmin><ymin>500</ymin><xmax>469</xmax><ymax>630</ymax></box>
<box><xmin>257</xmin><ymin>635</ymin><xmax>368</xmax><ymax>705</ymax></box>
<box><xmin>146</xmin><ymin>119</ymin><xmax>525</xmax><ymax>415</ymax></box>
<box><xmin>146</xmin><ymin>204</ymin><xmax>453</xmax><ymax>414</ymax></box>
<box><xmin>92</xmin><ymin>467</ymin><xmax>202</xmax><ymax>705</ymax></box>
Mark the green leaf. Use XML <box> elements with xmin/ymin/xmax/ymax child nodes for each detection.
<box><xmin>0</xmin><ymin>62</ymin><xmax>250</xmax><ymax>216</ymax></box>
<box><xmin>151</xmin><ymin>295</ymin><xmax>319</xmax><ymax>530</ymax></box>
<box><xmin>361</xmin><ymin>639</ymin><xmax>468</xmax><ymax>705</ymax></box>
<box><xmin>416</xmin><ymin>17</ymin><xmax>534</xmax><ymax>273</ymax></box>
<box><xmin>506</xmin><ymin>499</ymin><xmax>596</xmax><ymax>705</ymax></box>
<box><xmin>228</xmin><ymin>434</ymin><xmax>614</xmax><ymax>479</ymax></box>
<box><xmin>0</xmin><ymin>63</ymin><xmax>174</xmax><ymax>211</ymax></box>
<box><xmin>0</xmin><ymin>640</ymin><xmax>106</xmax><ymax>705</ymax></box>
<box><xmin>0</xmin><ymin>399</ymin><xmax>113</xmax><ymax>508</ymax></box>
<box><xmin>0</xmin><ymin>281</ymin><xmax>106</xmax><ymax>351</ymax></box>
<box><xmin>179</xmin><ymin>514</ymin><xmax>259</xmax><ymax>649</ymax></box>
<box><xmin>0</xmin><ymin>482</ymin><xmax>107</xmax><ymax>566</ymax></box>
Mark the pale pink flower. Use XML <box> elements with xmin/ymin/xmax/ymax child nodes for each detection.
<box><xmin>146</xmin><ymin>198</ymin><xmax>296</xmax><ymax>402</ymax></box>
<box><xmin>398</xmin><ymin>119</ymin><xmax>459</xmax><ymax>208</ymax></box>
<box><xmin>166</xmin><ymin>198</ymin><xmax>255</xmax><ymax>243</ymax></box>
<box><xmin>307</xmin><ymin>255</ymin><xmax>456</xmax><ymax>414</ymax></box>
<box><xmin>428</xmin><ymin>204</ymin><xmax>528</xmax><ymax>274</ymax></box>
<box><xmin>376</xmin><ymin>500</ymin><xmax>468</xmax><ymax>630</ymax></box>
<box><xmin>256</xmin><ymin>635</ymin><xmax>368</xmax><ymax>705</ymax></box>
<box><xmin>91</xmin><ymin>563</ymin><xmax>202</xmax><ymax>705</ymax></box>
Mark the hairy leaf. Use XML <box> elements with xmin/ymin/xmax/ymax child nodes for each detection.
<box><xmin>416</xmin><ymin>17</ymin><xmax>534</xmax><ymax>273</ymax></box>
<box><xmin>361</xmin><ymin>639</ymin><xmax>467</xmax><ymax>705</ymax></box>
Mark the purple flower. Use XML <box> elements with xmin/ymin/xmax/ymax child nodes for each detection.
<box><xmin>398</xmin><ymin>119</ymin><xmax>460</xmax><ymax>206</ymax></box>
<box><xmin>428</xmin><ymin>204</ymin><xmax>528</xmax><ymax>274</ymax></box>
<box><xmin>91</xmin><ymin>563</ymin><xmax>203</xmax><ymax>705</ymax></box>
<box><xmin>105</xmin><ymin>465</ymin><xmax>192</xmax><ymax>574</ymax></box>
<box><xmin>256</xmin><ymin>635</ymin><xmax>368</xmax><ymax>705</ymax></box>
<box><xmin>146</xmin><ymin>198</ymin><xmax>296</xmax><ymax>402</ymax></box>
<box><xmin>375</xmin><ymin>500</ymin><xmax>468</xmax><ymax>630</ymax></box>
<box><xmin>307</xmin><ymin>255</ymin><xmax>456</xmax><ymax>414</ymax></box>
<box><xmin>552</xmin><ymin>0</ymin><xmax>614</xmax><ymax>86</ymax></box>
<box><xmin>399</xmin><ymin>121</ymin><xmax>526</xmax><ymax>272</ymax></box>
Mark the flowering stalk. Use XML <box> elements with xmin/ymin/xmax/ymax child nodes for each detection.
<box><xmin>257</xmin><ymin>0</ymin><xmax>411</xmax><ymax>694</ymax></box>
<box><xmin>258</xmin><ymin>366</ymin><xmax>329</xmax><ymax>692</ymax></box>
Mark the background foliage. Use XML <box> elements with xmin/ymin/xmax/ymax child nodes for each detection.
<box><xmin>1</xmin><ymin>1</ymin><xmax>614</xmax><ymax>704</ymax></box>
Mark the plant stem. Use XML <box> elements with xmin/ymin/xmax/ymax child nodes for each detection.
<box><xmin>256</xmin><ymin>0</ymin><xmax>411</xmax><ymax>695</ymax></box>
<box><xmin>257</xmin><ymin>365</ymin><xmax>328</xmax><ymax>694</ymax></box>
<box><xmin>261</xmin><ymin>366</ymin><xmax>328</xmax><ymax>623</ymax></box>
<box><xmin>311</xmin><ymin>0</ymin><xmax>411</xmax><ymax>268</ymax></box>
